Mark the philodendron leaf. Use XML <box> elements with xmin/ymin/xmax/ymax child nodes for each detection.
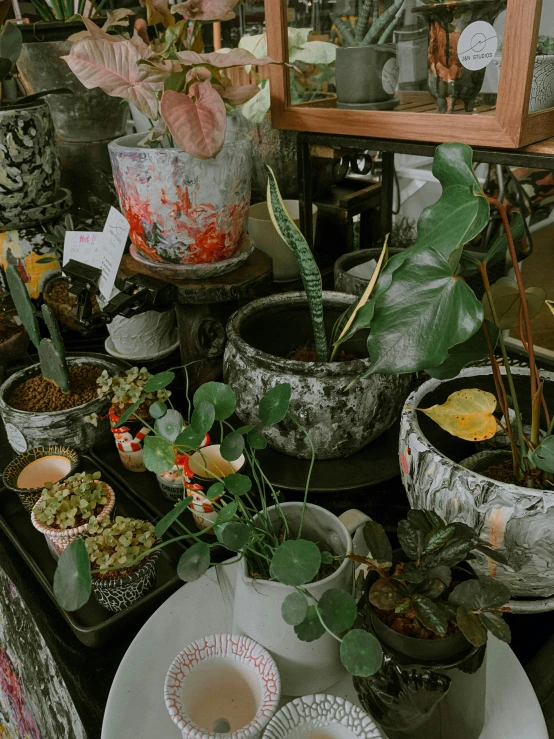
<box><xmin>319</xmin><ymin>589</ymin><xmax>358</xmax><ymax>633</ymax></box>
<box><xmin>294</xmin><ymin>605</ymin><xmax>326</xmax><ymax>642</ymax></box>
<box><xmin>53</xmin><ymin>538</ymin><xmax>91</xmax><ymax>612</ymax></box>
<box><xmin>365</xmin><ymin>247</ymin><xmax>484</xmax><ymax>376</ymax></box>
<box><xmin>270</xmin><ymin>540</ymin><xmax>322</xmax><ymax>586</ymax></box>
<box><xmin>155</xmin><ymin>409</ymin><xmax>183</xmax><ymax>443</ymax></box>
<box><xmin>191</xmin><ymin>400</ymin><xmax>215</xmax><ymax>435</ymax></box>
<box><xmin>412</xmin><ymin>594</ymin><xmax>448</xmax><ymax>636</ymax></box>
<box><xmin>482</xmin><ymin>277</ymin><xmax>546</xmax><ymax>330</ymax></box>
<box><xmin>154</xmin><ymin>496</ymin><xmax>193</xmax><ymax>538</ymax></box>
<box><xmin>177</xmin><ymin>541</ymin><xmax>211</xmax><ymax>581</ymax></box>
<box><xmin>193</xmin><ymin>382</ymin><xmax>236</xmax><ymax>420</ymax></box>
<box><xmin>282</xmin><ymin>591</ymin><xmax>309</xmax><ymax>626</ymax></box>
<box><xmin>340</xmin><ymin>629</ymin><xmax>383</xmax><ymax>677</ymax></box>
<box><xmin>143</xmin><ymin>370</ymin><xmax>175</xmax><ymax>391</ymax></box>
<box><xmin>220</xmin><ymin>431</ymin><xmax>245</xmax><ymax>462</ymax></box>
<box><xmin>143</xmin><ymin>435</ymin><xmax>176</xmax><ymax>474</ymax></box>
<box><xmin>479</xmin><ymin>612</ymin><xmax>511</xmax><ymax>643</ymax></box>
<box><xmin>529</xmin><ymin>435</ymin><xmax>554</xmax><ymax>473</ymax></box>
<box><xmin>456</xmin><ymin>607</ymin><xmax>488</xmax><ymax>646</ymax></box>
<box><xmin>259</xmin><ymin>383</ymin><xmax>292</xmax><ymax>426</ymax></box>
<box><xmin>362</xmin><ymin>521</ymin><xmax>392</xmax><ymax>568</ymax></box>
<box><xmin>418</xmin><ymin>388</ymin><xmax>497</xmax><ymax>442</ymax></box>
<box><xmin>149</xmin><ymin>401</ymin><xmax>167</xmax><ymax>419</ymax></box>
<box><xmin>425</xmin><ymin>320</ymin><xmax>500</xmax><ymax>381</ymax></box>
<box><xmin>459</xmin><ymin>212</ymin><xmax>525</xmax><ymax>273</ymax></box>
<box><xmin>224</xmin><ymin>473</ymin><xmax>251</xmax><ymax>496</ymax></box>
<box><xmin>266</xmin><ymin>165</ymin><xmax>328</xmax><ymax>361</ymax></box>
<box><xmin>368</xmin><ymin>577</ymin><xmax>407</xmax><ymax>610</ymax></box>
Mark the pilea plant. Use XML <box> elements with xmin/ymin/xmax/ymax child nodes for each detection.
<box><xmin>332</xmin><ymin>0</ymin><xmax>405</xmax><ymax>48</ymax></box>
<box><xmin>86</xmin><ymin>516</ymin><xmax>156</xmax><ymax>571</ymax></box>
<box><xmin>32</xmin><ymin>471</ymin><xmax>108</xmax><ymax>529</ymax></box>
<box><xmin>6</xmin><ymin>264</ymin><xmax>70</xmax><ymax>392</ymax></box>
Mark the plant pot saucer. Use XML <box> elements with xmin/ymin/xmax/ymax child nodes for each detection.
<box><xmin>104</xmin><ymin>332</ymin><xmax>180</xmax><ymax>363</ymax></box>
<box><xmin>129</xmin><ymin>236</ymin><xmax>254</xmax><ymax>280</ymax></box>
<box><xmin>337</xmin><ymin>98</ymin><xmax>401</xmax><ymax>111</ymax></box>
<box><xmin>0</xmin><ymin>188</ymin><xmax>72</xmax><ymax>232</ymax></box>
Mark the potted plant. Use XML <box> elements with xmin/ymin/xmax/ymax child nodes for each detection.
<box><xmin>62</xmin><ymin>2</ymin><xmax>286</xmax><ymax>266</ymax></box>
<box><xmin>85</xmin><ymin>515</ymin><xmax>158</xmax><ymax>612</ymax></box>
<box><xmin>31</xmin><ymin>470</ymin><xmax>115</xmax><ymax>554</ymax></box>
<box><xmin>351</xmin><ymin>511</ymin><xmax>511</xmax><ymax>739</ymax></box>
<box><xmin>344</xmin><ymin>140</ymin><xmax>554</xmax><ymax>600</ymax></box>
<box><xmin>239</xmin><ymin>28</ymin><xmax>340</xmax><ymax>201</ymax></box>
<box><xmin>223</xmin><ymin>169</ymin><xmax>410</xmax><ymax>459</ymax></box>
<box><xmin>333</xmin><ymin>0</ymin><xmax>404</xmax><ymax>109</ymax></box>
<box><xmin>413</xmin><ymin>0</ymin><xmax>506</xmax><ymax>113</ymax></box>
<box><xmin>0</xmin><ymin>265</ymin><xmax>121</xmax><ymax>453</ymax></box>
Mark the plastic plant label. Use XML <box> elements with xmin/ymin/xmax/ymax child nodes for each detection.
<box><xmin>382</xmin><ymin>57</ymin><xmax>400</xmax><ymax>95</ymax></box>
<box><xmin>458</xmin><ymin>21</ymin><xmax>498</xmax><ymax>71</ymax></box>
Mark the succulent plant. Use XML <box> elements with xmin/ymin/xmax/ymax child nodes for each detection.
<box><xmin>86</xmin><ymin>516</ymin><xmax>156</xmax><ymax>571</ymax></box>
<box><xmin>33</xmin><ymin>471</ymin><xmax>109</xmax><ymax>530</ymax></box>
<box><xmin>537</xmin><ymin>35</ymin><xmax>554</xmax><ymax>56</ymax></box>
<box><xmin>98</xmin><ymin>367</ymin><xmax>171</xmax><ymax>411</ymax></box>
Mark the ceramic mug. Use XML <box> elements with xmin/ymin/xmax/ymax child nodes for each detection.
<box><xmin>186</xmin><ymin>445</ymin><xmax>245</xmax><ymax>530</ymax></box>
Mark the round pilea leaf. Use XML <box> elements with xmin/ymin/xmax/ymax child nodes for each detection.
<box><xmin>144</xmin><ymin>370</ymin><xmax>175</xmax><ymax>392</ymax></box>
<box><xmin>259</xmin><ymin>383</ymin><xmax>291</xmax><ymax>426</ymax></box>
<box><xmin>247</xmin><ymin>430</ymin><xmax>267</xmax><ymax>450</ymax></box>
<box><xmin>191</xmin><ymin>400</ymin><xmax>215</xmax><ymax>435</ymax></box>
<box><xmin>220</xmin><ymin>431</ymin><xmax>245</xmax><ymax>462</ymax></box>
<box><xmin>155</xmin><ymin>409</ymin><xmax>184</xmax><ymax>443</ymax></box>
<box><xmin>225</xmin><ymin>473</ymin><xmax>251</xmax><ymax>496</ymax></box>
<box><xmin>270</xmin><ymin>539</ymin><xmax>321</xmax><ymax>586</ymax></box>
<box><xmin>53</xmin><ymin>538</ymin><xmax>91</xmax><ymax>612</ymax></box>
<box><xmin>218</xmin><ymin>521</ymin><xmax>251</xmax><ymax>551</ymax></box>
<box><xmin>340</xmin><ymin>629</ymin><xmax>383</xmax><ymax>677</ymax></box>
<box><xmin>281</xmin><ymin>591</ymin><xmax>309</xmax><ymax>626</ymax></box>
<box><xmin>294</xmin><ymin>605</ymin><xmax>326</xmax><ymax>642</ymax></box>
<box><xmin>319</xmin><ymin>589</ymin><xmax>357</xmax><ymax>633</ymax></box>
<box><xmin>149</xmin><ymin>401</ymin><xmax>167</xmax><ymax>419</ymax></box>
<box><xmin>207</xmin><ymin>482</ymin><xmax>225</xmax><ymax>500</ymax></box>
<box><xmin>177</xmin><ymin>541</ymin><xmax>211</xmax><ymax>581</ymax></box>
<box><xmin>193</xmin><ymin>382</ymin><xmax>236</xmax><ymax>421</ymax></box>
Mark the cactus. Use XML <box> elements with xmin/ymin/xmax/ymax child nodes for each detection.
<box><xmin>6</xmin><ymin>264</ymin><xmax>71</xmax><ymax>393</ymax></box>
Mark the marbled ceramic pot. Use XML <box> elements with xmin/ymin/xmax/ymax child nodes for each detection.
<box><xmin>0</xmin><ymin>356</ymin><xmax>121</xmax><ymax>454</ymax></box>
<box><xmin>0</xmin><ymin>99</ymin><xmax>60</xmax><ymax>215</ymax></box>
<box><xmin>334</xmin><ymin>248</ymin><xmax>403</xmax><ymax>296</ymax></box>
<box><xmin>400</xmin><ymin>366</ymin><xmax>554</xmax><ymax>598</ymax></box>
<box><xmin>413</xmin><ymin>0</ymin><xmax>506</xmax><ymax>113</ymax></box>
<box><xmin>92</xmin><ymin>552</ymin><xmax>159</xmax><ymax>612</ymax></box>
<box><xmin>108</xmin><ymin>123</ymin><xmax>252</xmax><ymax>266</ymax></box>
<box><xmin>224</xmin><ymin>292</ymin><xmax>410</xmax><ymax>459</ymax></box>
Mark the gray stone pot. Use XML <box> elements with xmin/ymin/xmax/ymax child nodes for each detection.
<box><xmin>0</xmin><ymin>356</ymin><xmax>122</xmax><ymax>454</ymax></box>
<box><xmin>336</xmin><ymin>45</ymin><xmax>398</xmax><ymax>106</ymax></box>
<box><xmin>334</xmin><ymin>248</ymin><xmax>404</xmax><ymax>296</ymax></box>
<box><xmin>400</xmin><ymin>366</ymin><xmax>554</xmax><ymax>598</ymax></box>
<box><xmin>0</xmin><ymin>99</ymin><xmax>60</xmax><ymax>218</ymax></box>
<box><xmin>223</xmin><ymin>292</ymin><xmax>410</xmax><ymax>459</ymax></box>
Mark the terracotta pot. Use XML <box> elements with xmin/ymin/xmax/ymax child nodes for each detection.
<box><xmin>223</xmin><ymin>292</ymin><xmax>410</xmax><ymax>459</ymax></box>
<box><xmin>91</xmin><ymin>551</ymin><xmax>159</xmax><ymax>612</ymax></box>
<box><xmin>31</xmin><ymin>483</ymin><xmax>115</xmax><ymax>554</ymax></box>
<box><xmin>108</xmin><ymin>122</ymin><xmax>252</xmax><ymax>266</ymax></box>
<box><xmin>413</xmin><ymin>0</ymin><xmax>506</xmax><ymax>113</ymax></box>
<box><xmin>400</xmin><ymin>366</ymin><xmax>554</xmax><ymax>598</ymax></box>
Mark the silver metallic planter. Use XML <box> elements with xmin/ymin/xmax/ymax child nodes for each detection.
<box><xmin>223</xmin><ymin>292</ymin><xmax>410</xmax><ymax>459</ymax></box>
<box><xmin>0</xmin><ymin>356</ymin><xmax>122</xmax><ymax>453</ymax></box>
<box><xmin>400</xmin><ymin>366</ymin><xmax>554</xmax><ymax>599</ymax></box>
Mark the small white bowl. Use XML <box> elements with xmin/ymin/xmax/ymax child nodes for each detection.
<box><xmin>263</xmin><ymin>694</ymin><xmax>383</xmax><ymax>739</ymax></box>
<box><xmin>164</xmin><ymin>634</ymin><xmax>280</xmax><ymax>739</ymax></box>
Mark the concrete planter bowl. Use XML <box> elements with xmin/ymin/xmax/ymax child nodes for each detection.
<box><xmin>400</xmin><ymin>366</ymin><xmax>554</xmax><ymax>601</ymax></box>
<box><xmin>0</xmin><ymin>356</ymin><xmax>122</xmax><ymax>454</ymax></box>
<box><xmin>223</xmin><ymin>292</ymin><xmax>410</xmax><ymax>460</ymax></box>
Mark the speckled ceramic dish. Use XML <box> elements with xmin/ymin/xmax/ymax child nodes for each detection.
<box><xmin>2</xmin><ymin>445</ymin><xmax>79</xmax><ymax>512</ymax></box>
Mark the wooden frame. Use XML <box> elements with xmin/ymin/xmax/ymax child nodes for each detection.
<box><xmin>265</xmin><ymin>0</ymin><xmax>553</xmax><ymax>148</ymax></box>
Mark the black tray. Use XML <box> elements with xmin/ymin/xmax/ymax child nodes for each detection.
<box><xmin>0</xmin><ymin>453</ymin><xmax>185</xmax><ymax>648</ymax></box>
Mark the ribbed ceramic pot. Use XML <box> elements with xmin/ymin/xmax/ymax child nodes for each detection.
<box><xmin>0</xmin><ymin>356</ymin><xmax>121</xmax><ymax>454</ymax></box>
<box><xmin>413</xmin><ymin>0</ymin><xmax>506</xmax><ymax>113</ymax></box>
<box><xmin>334</xmin><ymin>248</ymin><xmax>404</xmax><ymax>296</ymax></box>
<box><xmin>223</xmin><ymin>292</ymin><xmax>410</xmax><ymax>459</ymax></box>
<box><xmin>108</xmin><ymin>123</ymin><xmax>252</xmax><ymax>265</ymax></box>
<box><xmin>0</xmin><ymin>99</ymin><xmax>60</xmax><ymax>215</ymax></box>
<box><xmin>91</xmin><ymin>551</ymin><xmax>159</xmax><ymax>612</ymax></box>
<box><xmin>400</xmin><ymin>366</ymin><xmax>554</xmax><ymax>598</ymax></box>
<box><xmin>31</xmin><ymin>483</ymin><xmax>115</xmax><ymax>554</ymax></box>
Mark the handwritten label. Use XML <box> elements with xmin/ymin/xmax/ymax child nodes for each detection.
<box><xmin>98</xmin><ymin>207</ymin><xmax>130</xmax><ymax>301</ymax></box>
<box><xmin>63</xmin><ymin>231</ymin><xmax>103</xmax><ymax>269</ymax></box>
<box><xmin>458</xmin><ymin>21</ymin><xmax>498</xmax><ymax>72</ymax></box>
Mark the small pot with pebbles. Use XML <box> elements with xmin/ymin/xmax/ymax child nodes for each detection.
<box><xmin>31</xmin><ymin>471</ymin><xmax>115</xmax><ymax>555</ymax></box>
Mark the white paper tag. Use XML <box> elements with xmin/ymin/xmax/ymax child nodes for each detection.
<box><xmin>63</xmin><ymin>231</ymin><xmax>103</xmax><ymax>268</ymax></box>
<box><xmin>458</xmin><ymin>21</ymin><xmax>498</xmax><ymax>71</ymax></box>
<box><xmin>382</xmin><ymin>57</ymin><xmax>400</xmax><ymax>95</ymax></box>
<box><xmin>98</xmin><ymin>207</ymin><xmax>130</xmax><ymax>302</ymax></box>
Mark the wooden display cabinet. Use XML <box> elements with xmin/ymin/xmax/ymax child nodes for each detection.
<box><xmin>264</xmin><ymin>0</ymin><xmax>554</xmax><ymax>148</ymax></box>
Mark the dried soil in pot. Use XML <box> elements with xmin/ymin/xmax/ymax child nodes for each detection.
<box><xmin>8</xmin><ymin>364</ymin><xmax>103</xmax><ymax>412</ymax></box>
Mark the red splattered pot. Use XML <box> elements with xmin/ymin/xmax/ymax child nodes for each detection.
<box><xmin>108</xmin><ymin>120</ymin><xmax>252</xmax><ymax>265</ymax></box>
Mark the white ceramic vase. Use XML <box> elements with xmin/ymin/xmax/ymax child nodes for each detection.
<box><xmin>232</xmin><ymin>503</ymin><xmax>369</xmax><ymax>697</ymax></box>
<box><xmin>107</xmin><ymin>308</ymin><xmax>176</xmax><ymax>359</ymax></box>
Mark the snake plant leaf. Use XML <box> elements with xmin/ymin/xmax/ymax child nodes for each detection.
<box><xmin>155</xmin><ymin>496</ymin><xmax>193</xmax><ymax>538</ymax></box>
<box><xmin>53</xmin><ymin>538</ymin><xmax>92</xmax><ymax>612</ymax></box>
<box><xmin>424</xmin><ymin>320</ymin><xmax>499</xmax><ymax>381</ymax></box>
<box><xmin>42</xmin><ymin>303</ymin><xmax>66</xmax><ymax>357</ymax></box>
<box><xmin>266</xmin><ymin>165</ymin><xmax>328</xmax><ymax>361</ymax></box>
<box><xmin>38</xmin><ymin>338</ymin><xmax>71</xmax><ymax>392</ymax></box>
<box><xmin>482</xmin><ymin>277</ymin><xmax>546</xmax><ymax>330</ymax></box>
<box><xmin>418</xmin><ymin>388</ymin><xmax>497</xmax><ymax>442</ymax></box>
<box><xmin>529</xmin><ymin>435</ymin><xmax>554</xmax><ymax>473</ymax></box>
<box><xmin>364</xmin><ymin>247</ymin><xmax>484</xmax><ymax>375</ymax></box>
<box><xmin>6</xmin><ymin>264</ymin><xmax>41</xmax><ymax>349</ymax></box>
<box><xmin>362</xmin><ymin>0</ymin><xmax>404</xmax><ymax>45</ymax></box>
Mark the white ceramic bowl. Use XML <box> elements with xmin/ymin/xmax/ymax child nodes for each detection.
<box><xmin>263</xmin><ymin>694</ymin><xmax>383</xmax><ymax>739</ymax></box>
<box><xmin>164</xmin><ymin>634</ymin><xmax>280</xmax><ymax>739</ymax></box>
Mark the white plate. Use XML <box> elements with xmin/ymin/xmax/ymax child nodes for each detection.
<box><xmin>101</xmin><ymin>562</ymin><xmax>548</xmax><ymax>739</ymax></box>
<box><xmin>104</xmin><ymin>332</ymin><xmax>180</xmax><ymax>363</ymax></box>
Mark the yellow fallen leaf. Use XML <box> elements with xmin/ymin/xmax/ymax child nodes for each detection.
<box><xmin>419</xmin><ymin>388</ymin><xmax>497</xmax><ymax>442</ymax></box>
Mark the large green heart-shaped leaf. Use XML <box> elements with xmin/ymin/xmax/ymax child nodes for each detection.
<box><xmin>53</xmin><ymin>538</ymin><xmax>92</xmax><ymax>612</ymax></box>
<box><xmin>460</xmin><ymin>212</ymin><xmax>526</xmax><ymax>273</ymax></box>
<box><xmin>425</xmin><ymin>320</ymin><xmax>499</xmax><ymax>380</ymax></box>
<box><xmin>482</xmin><ymin>277</ymin><xmax>546</xmax><ymax>330</ymax></box>
<box><xmin>365</xmin><ymin>247</ymin><xmax>483</xmax><ymax>375</ymax></box>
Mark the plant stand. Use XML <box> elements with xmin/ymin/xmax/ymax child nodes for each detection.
<box><xmin>118</xmin><ymin>250</ymin><xmax>273</xmax><ymax>392</ymax></box>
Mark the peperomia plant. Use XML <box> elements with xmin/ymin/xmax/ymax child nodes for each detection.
<box><xmin>62</xmin><ymin>0</ymin><xmax>289</xmax><ymax>158</ymax></box>
<box><xmin>33</xmin><ymin>471</ymin><xmax>109</xmax><ymax>529</ymax></box>
<box><xmin>332</xmin><ymin>0</ymin><xmax>405</xmax><ymax>48</ymax></box>
<box><xmin>86</xmin><ymin>516</ymin><xmax>156</xmax><ymax>570</ymax></box>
